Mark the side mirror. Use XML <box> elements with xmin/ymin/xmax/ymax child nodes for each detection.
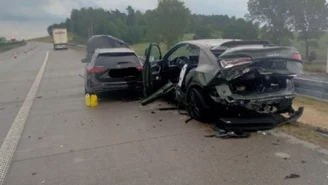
<box><xmin>144</xmin><ymin>48</ymin><xmax>149</xmax><ymax>56</ymax></box>
<box><xmin>81</xmin><ymin>58</ymin><xmax>87</xmax><ymax>63</ymax></box>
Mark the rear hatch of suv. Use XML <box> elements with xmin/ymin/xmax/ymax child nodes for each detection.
<box><xmin>93</xmin><ymin>52</ymin><xmax>143</xmax><ymax>83</ymax></box>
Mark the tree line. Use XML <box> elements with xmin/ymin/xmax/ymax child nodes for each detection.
<box><xmin>47</xmin><ymin>1</ymin><xmax>258</xmax><ymax>47</ymax></box>
<box><xmin>48</xmin><ymin>0</ymin><xmax>328</xmax><ymax>59</ymax></box>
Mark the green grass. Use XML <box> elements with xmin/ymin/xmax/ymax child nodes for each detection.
<box><xmin>303</xmin><ymin>63</ymin><xmax>326</xmax><ymax>73</ymax></box>
<box><xmin>183</xmin><ymin>33</ymin><xmax>195</xmax><ymax>40</ymax></box>
<box><xmin>28</xmin><ymin>36</ymin><xmax>53</xmax><ymax>43</ymax></box>
<box><xmin>0</xmin><ymin>41</ymin><xmax>25</xmax><ymax>48</ymax></box>
<box><xmin>292</xmin><ymin>32</ymin><xmax>328</xmax><ymax>62</ymax></box>
<box><xmin>28</xmin><ymin>32</ymin><xmax>75</xmax><ymax>43</ymax></box>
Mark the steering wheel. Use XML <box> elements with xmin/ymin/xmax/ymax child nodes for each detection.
<box><xmin>176</xmin><ymin>56</ymin><xmax>189</xmax><ymax>68</ymax></box>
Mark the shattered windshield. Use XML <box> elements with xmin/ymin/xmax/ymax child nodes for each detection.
<box><xmin>1</xmin><ymin>0</ymin><xmax>328</xmax><ymax>184</ymax></box>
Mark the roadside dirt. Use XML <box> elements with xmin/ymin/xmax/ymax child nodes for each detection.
<box><xmin>279</xmin><ymin>123</ymin><xmax>328</xmax><ymax>149</ymax></box>
<box><xmin>278</xmin><ymin>96</ymin><xmax>328</xmax><ymax>149</ymax></box>
<box><xmin>293</xmin><ymin>96</ymin><xmax>328</xmax><ymax>130</ymax></box>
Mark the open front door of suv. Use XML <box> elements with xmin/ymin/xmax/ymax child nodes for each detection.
<box><xmin>142</xmin><ymin>43</ymin><xmax>163</xmax><ymax>97</ymax></box>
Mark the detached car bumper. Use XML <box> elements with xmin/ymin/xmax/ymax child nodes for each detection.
<box><xmin>217</xmin><ymin>107</ymin><xmax>304</xmax><ymax>131</ymax></box>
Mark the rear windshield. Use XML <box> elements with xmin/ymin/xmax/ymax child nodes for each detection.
<box><xmin>211</xmin><ymin>49</ymin><xmax>226</xmax><ymax>57</ymax></box>
<box><xmin>87</xmin><ymin>36</ymin><xmax>129</xmax><ymax>53</ymax></box>
<box><xmin>95</xmin><ymin>53</ymin><xmax>140</xmax><ymax>66</ymax></box>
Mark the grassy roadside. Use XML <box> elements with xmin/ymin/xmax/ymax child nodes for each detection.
<box><xmin>27</xmin><ymin>32</ymin><xmax>75</xmax><ymax>43</ymax></box>
<box><xmin>278</xmin><ymin>95</ymin><xmax>328</xmax><ymax>149</ymax></box>
<box><xmin>28</xmin><ymin>36</ymin><xmax>53</xmax><ymax>43</ymax></box>
<box><xmin>279</xmin><ymin>123</ymin><xmax>328</xmax><ymax>149</ymax></box>
<box><xmin>303</xmin><ymin>63</ymin><xmax>326</xmax><ymax>73</ymax></box>
<box><xmin>0</xmin><ymin>42</ymin><xmax>27</xmax><ymax>53</ymax></box>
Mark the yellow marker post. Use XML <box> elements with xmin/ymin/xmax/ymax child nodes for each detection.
<box><xmin>90</xmin><ymin>94</ymin><xmax>98</xmax><ymax>107</ymax></box>
<box><xmin>85</xmin><ymin>94</ymin><xmax>91</xmax><ymax>107</ymax></box>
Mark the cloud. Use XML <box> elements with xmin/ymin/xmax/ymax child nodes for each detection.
<box><xmin>0</xmin><ymin>21</ymin><xmax>49</xmax><ymax>39</ymax></box>
<box><xmin>186</xmin><ymin>0</ymin><xmax>248</xmax><ymax>17</ymax></box>
<box><xmin>0</xmin><ymin>0</ymin><xmax>248</xmax><ymax>39</ymax></box>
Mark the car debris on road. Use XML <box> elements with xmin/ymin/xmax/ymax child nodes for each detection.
<box><xmin>140</xmin><ymin>39</ymin><xmax>304</xmax><ymax>134</ymax></box>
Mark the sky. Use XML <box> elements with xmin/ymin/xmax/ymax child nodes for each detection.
<box><xmin>0</xmin><ymin>0</ymin><xmax>248</xmax><ymax>39</ymax></box>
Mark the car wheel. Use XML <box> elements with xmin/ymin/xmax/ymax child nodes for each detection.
<box><xmin>186</xmin><ymin>87</ymin><xmax>213</xmax><ymax>122</ymax></box>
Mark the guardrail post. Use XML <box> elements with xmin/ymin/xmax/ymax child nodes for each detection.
<box><xmin>326</xmin><ymin>45</ymin><xmax>328</xmax><ymax>73</ymax></box>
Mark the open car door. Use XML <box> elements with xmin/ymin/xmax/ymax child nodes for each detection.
<box><xmin>141</xmin><ymin>43</ymin><xmax>176</xmax><ymax>106</ymax></box>
<box><xmin>143</xmin><ymin>43</ymin><xmax>162</xmax><ymax>97</ymax></box>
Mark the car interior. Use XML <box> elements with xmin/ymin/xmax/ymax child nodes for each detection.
<box><xmin>158</xmin><ymin>44</ymin><xmax>201</xmax><ymax>85</ymax></box>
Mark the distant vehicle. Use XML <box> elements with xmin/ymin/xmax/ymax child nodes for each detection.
<box><xmin>82</xmin><ymin>48</ymin><xmax>143</xmax><ymax>94</ymax></box>
<box><xmin>83</xmin><ymin>35</ymin><xmax>130</xmax><ymax>63</ymax></box>
<box><xmin>52</xmin><ymin>28</ymin><xmax>68</xmax><ymax>50</ymax></box>
<box><xmin>141</xmin><ymin>39</ymin><xmax>304</xmax><ymax>129</ymax></box>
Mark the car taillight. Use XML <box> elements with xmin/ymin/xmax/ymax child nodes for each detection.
<box><xmin>220</xmin><ymin>57</ymin><xmax>252</xmax><ymax>69</ymax></box>
<box><xmin>137</xmin><ymin>66</ymin><xmax>143</xmax><ymax>71</ymax></box>
<box><xmin>87</xmin><ymin>66</ymin><xmax>106</xmax><ymax>73</ymax></box>
<box><xmin>292</xmin><ymin>53</ymin><xmax>302</xmax><ymax>61</ymax></box>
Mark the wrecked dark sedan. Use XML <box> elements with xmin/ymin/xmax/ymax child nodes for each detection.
<box><xmin>141</xmin><ymin>39</ymin><xmax>304</xmax><ymax>129</ymax></box>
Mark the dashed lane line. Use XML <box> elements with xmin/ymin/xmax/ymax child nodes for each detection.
<box><xmin>0</xmin><ymin>51</ymin><xmax>49</xmax><ymax>185</ymax></box>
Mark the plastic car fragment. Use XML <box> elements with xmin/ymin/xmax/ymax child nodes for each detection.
<box><xmin>141</xmin><ymin>82</ymin><xmax>175</xmax><ymax>106</ymax></box>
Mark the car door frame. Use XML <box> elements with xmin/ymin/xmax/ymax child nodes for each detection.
<box><xmin>143</xmin><ymin>43</ymin><xmax>163</xmax><ymax>97</ymax></box>
<box><xmin>143</xmin><ymin>42</ymin><xmax>197</xmax><ymax>97</ymax></box>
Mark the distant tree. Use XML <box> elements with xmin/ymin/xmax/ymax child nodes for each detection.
<box><xmin>147</xmin><ymin>0</ymin><xmax>191</xmax><ymax>49</ymax></box>
<box><xmin>0</xmin><ymin>37</ymin><xmax>6</xmax><ymax>43</ymax></box>
<box><xmin>47</xmin><ymin>25</ymin><xmax>53</xmax><ymax>36</ymax></box>
<box><xmin>247</xmin><ymin>0</ymin><xmax>293</xmax><ymax>44</ymax></box>
<box><xmin>288</xmin><ymin>0</ymin><xmax>328</xmax><ymax>60</ymax></box>
<box><xmin>222</xmin><ymin>18</ymin><xmax>259</xmax><ymax>39</ymax></box>
<box><xmin>126</xmin><ymin>6</ymin><xmax>136</xmax><ymax>26</ymax></box>
<box><xmin>193</xmin><ymin>26</ymin><xmax>213</xmax><ymax>39</ymax></box>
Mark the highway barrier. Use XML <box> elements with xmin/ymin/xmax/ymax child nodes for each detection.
<box><xmin>294</xmin><ymin>77</ymin><xmax>328</xmax><ymax>101</ymax></box>
<box><xmin>0</xmin><ymin>41</ymin><xmax>27</xmax><ymax>52</ymax></box>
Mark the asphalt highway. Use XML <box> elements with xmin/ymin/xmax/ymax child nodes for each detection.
<box><xmin>0</xmin><ymin>42</ymin><xmax>327</xmax><ymax>185</ymax></box>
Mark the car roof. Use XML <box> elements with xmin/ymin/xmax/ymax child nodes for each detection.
<box><xmin>95</xmin><ymin>48</ymin><xmax>136</xmax><ymax>54</ymax></box>
<box><xmin>179</xmin><ymin>39</ymin><xmax>270</xmax><ymax>50</ymax></box>
<box><xmin>180</xmin><ymin>39</ymin><xmax>238</xmax><ymax>49</ymax></box>
<box><xmin>224</xmin><ymin>44</ymin><xmax>296</xmax><ymax>53</ymax></box>
<box><xmin>87</xmin><ymin>35</ymin><xmax>127</xmax><ymax>45</ymax></box>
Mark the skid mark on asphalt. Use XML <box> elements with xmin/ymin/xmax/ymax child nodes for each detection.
<box><xmin>0</xmin><ymin>51</ymin><xmax>49</xmax><ymax>185</ymax></box>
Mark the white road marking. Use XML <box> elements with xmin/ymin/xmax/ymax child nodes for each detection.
<box><xmin>0</xmin><ymin>51</ymin><xmax>49</xmax><ymax>185</ymax></box>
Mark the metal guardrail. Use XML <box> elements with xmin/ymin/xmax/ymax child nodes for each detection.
<box><xmin>0</xmin><ymin>41</ymin><xmax>26</xmax><ymax>48</ymax></box>
<box><xmin>68</xmin><ymin>43</ymin><xmax>85</xmax><ymax>47</ymax></box>
<box><xmin>294</xmin><ymin>77</ymin><xmax>328</xmax><ymax>100</ymax></box>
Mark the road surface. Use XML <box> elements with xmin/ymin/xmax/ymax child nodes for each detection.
<box><xmin>0</xmin><ymin>42</ymin><xmax>327</xmax><ymax>185</ymax></box>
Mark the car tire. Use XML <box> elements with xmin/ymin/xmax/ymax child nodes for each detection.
<box><xmin>186</xmin><ymin>87</ymin><xmax>214</xmax><ymax>122</ymax></box>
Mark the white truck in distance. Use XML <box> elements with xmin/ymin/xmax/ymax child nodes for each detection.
<box><xmin>52</xmin><ymin>28</ymin><xmax>68</xmax><ymax>50</ymax></box>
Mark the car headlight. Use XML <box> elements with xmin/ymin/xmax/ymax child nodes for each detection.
<box><xmin>220</xmin><ymin>57</ymin><xmax>252</xmax><ymax>69</ymax></box>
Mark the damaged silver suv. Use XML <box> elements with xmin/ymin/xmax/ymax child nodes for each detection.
<box><xmin>141</xmin><ymin>39</ymin><xmax>304</xmax><ymax>129</ymax></box>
